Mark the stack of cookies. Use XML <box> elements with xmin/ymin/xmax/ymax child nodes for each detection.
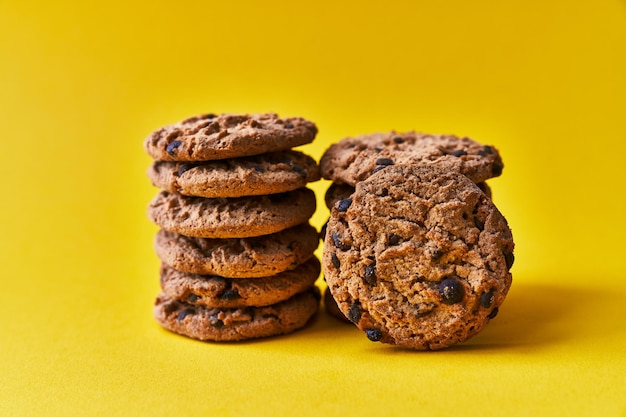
<box><xmin>144</xmin><ymin>113</ymin><xmax>322</xmax><ymax>342</ymax></box>
<box><xmin>319</xmin><ymin>131</ymin><xmax>515</xmax><ymax>350</ymax></box>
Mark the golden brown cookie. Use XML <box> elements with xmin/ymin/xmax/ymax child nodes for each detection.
<box><xmin>322</xmin><ymin>164</ymin><xmax>514</xmax><ymax>350</ymax></box>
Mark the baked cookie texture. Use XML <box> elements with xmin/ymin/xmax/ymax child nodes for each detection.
<box><xmin>147</xmin><ymin>188</ymin><xmax>316</xmax><ymax>239</ymax></box>
<box><xmin>147</xmin><ymin>150</ymin><xmax>320</xmax><ymax>198</ymax></box>
<box><xmin>320</xmin><ymin>131</ymin><xmax>504</xmax><ymax>186</ymax></box>
<box><xmin>154</xmin><ymin>289</ymin><xmax>320</xmax><ymax>342</ymax></box>
<box><xmin>145</xmin><ymin>113</ymin><xmax>321</xmax><ymax>342</ymax></box>
<box><xmin>322</xmin><ymin>164</ymin><xmax>514</xmax><ymax>350</ymax></box>
<box><xmin>154</xmin><ymin>223</ymin><xmax>319</xmax><ymax>278</ymax></box>
<box><xmin>159</xmin><ymin>257</ymin><xmax>321</xmax><ymax>308</ymax></box>
<box><xmin>144</xmin><ymin>113</ymin><xmax>317</xmax><ymax>161</ymax></box>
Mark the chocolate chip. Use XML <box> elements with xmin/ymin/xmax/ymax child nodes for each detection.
<box><xmin>375</xmin><ymin>157</ymin><xmax>394</xmax><ymax>166</ymax></box>
<box><xmin>204</xmin><ymin>113</ymin><xmax>216</xmax><ymax>119</ymax></box>
<box><xmin>483</xmin><ymin>145</ymin><xmax>494</xmax><ymax>154</ymax></box>
<box><xmin>331</xmin><ymin>253</ymin><xmax>340</xmax><ymax>269</ymax></box>
<box><xmin>332</xmin><ymin>232</ymin><xmax>350</xmax><ymax>251</ymax></box>
<box><xmin>166</xmin><ymin>140</ymin><xmax>182</xmax><ymax>156</ymax></box>
<box><xmin>176</xmin><ymin>309</ymin><xmax>194</xmax><ymax>321</ymax></box>
<box><xmin>431</xmin><ymin>249</ymin><xmax>443</xmax><ymax>261</ymax></box>
<box><xmin>380</xmin><ymin>188</ymin><xmax>389</xmax><ymax>197</ymax></box>
<box><xmin>292</xmin><ymin>164</ymin><xmax>307</xmax><ymax>178</ymax></box>
<box><xmin>439</xmin><ymin>278</ymin><xmax>464</xmax><ymax>304</ymax></box>
<box><xmin>284</xmin><ymin>123</ymin><xmax>294</xmax><ymax>129</ymax></box>
<box><xmin>187</xmin><ymin>294</ymin><xmax>199</xmax><ymax>303</ymax></box>
<box><xmin>365</xmin><ymin>328</ymin><xmax>383</xmax><ymax>342</ymax></box>
<box><xmin>388</xmin><ymin>234</ymin><xmax>401</xmax><ymax>245</ymax></box>
<box><xmin>336</xmin><ymin>198</ymin><xmax>352</xmax><ymax>212</ymax></box>
<box><xmin>504</xmin><ymin>252</ymin><xmax>515</xmax><ymax>270</ymax></box>
<box><xmin>393</xmin><ymin>136</ymin><xmax>404</xmax><ymax>144</ymax></box>
<box><xmin>219</xmin><ymin>289</ymin><xmax>241</xmax><ymax>301</ymax></box>
<box><xmin>487</xmin><ymin>307</ymin><xmax>499</xmax><ymax>319</ymax></box>
<box><xmin>347</xmin><ymin>302</ymin><xmax>361</xmax><ymax>323</ymax></box>
<box><xmin>480</xmin><ymin>290</ymin><xmax>494</xmax><ymax>308</ymax></box>
<box><xmin>177</xmin><ymin>163</ymin><xmax>198</xmax><ymax>176</ymax></box>
<box><xmin>250</xmin><ymin>164</ymin><xmax>265</xmax><ymax>173</ymax></box>
<box><xmin>450</xmin><ymin>149</ymin><xmax>468</xmax><ymax>157</ymax></box>
<box><xmin>371</xmin><ymin>165</ymin><xmax>387</xmax><ymax>175</ymax></box>
<box><xmin>373</xmin><ymin>147</ymin><xmax>383</xmax><ymax>152</ymax></box>
<box><xmin>363</xmin><ymin>264</ymin><xmax>377</xmax><ymax>286</ymax></box>
<box><xmin>208</xmin><ymin>313</ymin><xmax>224</xmax><ymax>328</ymax></box>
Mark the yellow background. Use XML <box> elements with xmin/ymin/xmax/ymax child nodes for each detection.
<box><xmin>1</xmin><ymin>0</ymin><xmax>625</xmax><ymax>415</ymax></box>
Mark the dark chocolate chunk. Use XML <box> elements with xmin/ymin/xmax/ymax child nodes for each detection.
<box><xmin>332</xmin><ymin>232</ymin><xmax>350</xmax><ymax>251</ymax></box>
<box><xmin>480</xmin><ymin>290</ymin><xmax>494</xmax><ymax>308</ymax></box>
<box><xmin>375</xmin><ymin>157</ymin><xmax>394</xmax><ymax>166</ymax></box>
<box><xmin>483</xmin><ymin>145</ymin><xmax>494</xmax><ymax>154</ymax></box>
<box><xmin>176</xmin><ymin>309</ymin><xmax>194</xmax><ymax>321</ymax></box>
<box><xmin>450</xmin><ymin>149</ymin><xmax>468</xmax><ymax>157</ymax></box>
<box><xmin>439</xmin><ymin>278</ymin><xmax>464</xmax><ymax>304</ymax></box>
<box><xmin>250</xmin><ymin>164</ymin><xmax>265</xmax><ymax>173</ymax></box>
<box><xmin>393</xmin><ymin>136</ymin><xmax>404</xmax><ymax>144</ymax></box>
<box><xmin>388</xmin><ymin>234</ymin><xmax>401</xmax><ymax>245</ymax></box>
<box><xmin>487</xmin><ymin>307</ymin><xmax>499</xmax><ymax>319</ymax></box>
<box><xmin>347</xmin><ymin>302</ymin><xmax>361</xmax><ymax>323</ymax></box>
<box><xmin>492</xmin><ymin>162</ymin><xmax>503</xmax><ymax>176</ymax></box>
<box><xmin>292</xmin><ymin>164</ymin><xmax>307</xmax><ymax>178</ymax></box>
<box><xmin>219</xmin><ymin>289</ymin><xmax>241</xmax><ymax>301</ymax></box>
<box><xmin>331</xmin><ymin>253</ymin><xmax>340</xmax><ymax>269</ymax></box>
<box><xmin>336</xmin><ymin>198</ymin><xmax>352</xmax><ymax>212</ymax></box>
<box><xmin>371</xmin><ymin>165</ymin><xmax>387</xmax><ymax>175</ymax></box>
<box><xmin>177</xmin><ymin>163</ymin><xmax>198</xmax><ymax>176</ymax></box>
<box><xmin>284</xmin><ymin>124</ymin><xmax>294</xmax><ymax>129</ymax></box>
<box><xmin>166</xmin><ymin>140</ymin><xmax>182</xmax><ymax>156</ymax></box>
<box><xmin>208</xmin><ymin>313</ymin><xmax>224</xmax><ymax>328</ymax></box>
<box><xmin>365</xmin><ymin>328</ymin><xmax>383</xmax><ymax>342</ymax></box>
<box><xmin>363</xmin><ymin>264</ymin><xmax>377</xmax><ymax>286</ymax></box>
<box><xmin>431</xmin><ymin>249</ymin><xmax>443</xmax><ymax>261</ymax></box>
<box><xmin>187</xmin><ymin>294</ymin><xmax>199</xmax><ymax>303</ymax></box>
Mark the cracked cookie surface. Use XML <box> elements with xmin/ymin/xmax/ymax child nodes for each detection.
<box><xmin>147</xmin><ymin>150</ymin><xmax>320</xmax><ymax>198</ymax></box>
<box><xmin>144</xmin><ymin>113</ymin><xmax>317</xmax><ymax>161</ymax></box>
<box><xmin>159</xmin><ymin>257</ymin><xmax>320</xmax><ymax>308</ymax></box>
<box><xmin>154</xmin><ymin>288</ymin><xmax>320</xmax><ymax>342</ymax></box>
<box><xmin>322</xmin><ymin>164</ymin><xmax>514</xmax><ymax>350</ymax></box>
<box><xmin>154</xmin><ymin>223</ymin><xmax>319</xmax><ymax>278</ymax></box>
<box><xmin>147</xmin><ymin>188</ymin><xmax>316</xmax><ymax>239</ymax></box>
<box><xmin>320</xmin><ymin>131</ymin><xmax>504</xmax><ymax>186</ymax></box>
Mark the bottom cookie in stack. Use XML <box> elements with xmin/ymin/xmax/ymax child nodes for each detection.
<box><xmin>154</xmin><ymin>258</ymin><xmax>321</xmax><ymax>342</ymax></box>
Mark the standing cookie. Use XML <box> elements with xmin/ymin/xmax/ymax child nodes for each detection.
<box><xmin>322</xmin><ymin>164</ymin><xmax>514</xmax><ymax>350</ymax></box>
<box><xmin>144</xmin><ymin>113</ymin><xmax>318</xmax><ymax>161</ymax></box>
<box><xmin>320</xmin><ymin>131</ymin><xmax>504</xmax><ymax>186</ymax></box>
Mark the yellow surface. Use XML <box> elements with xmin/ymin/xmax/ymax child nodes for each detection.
<box><xmin>1</xmin><ymin>0</ymin><xmax>625</xmax><ymax>415</ymax></box>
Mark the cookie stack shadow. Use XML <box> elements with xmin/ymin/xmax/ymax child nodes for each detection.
<box><xmin>144</xmin><ymin>113</ymin><xmax>322</xmax><ymax>342</ymax></box>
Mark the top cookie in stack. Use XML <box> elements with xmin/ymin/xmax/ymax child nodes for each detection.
<box><xmin>144</xmin><ymin>113</ymin><xmax>322</xmax><ymax>342</ymax></box>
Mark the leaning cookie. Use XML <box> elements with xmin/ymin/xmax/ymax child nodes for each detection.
<box><xmin>320</xmin><ymin>131</ymin><xmax>504</xmax><ymax>186</ymax></box>
<box><xmin>147</xmin><ymin>188</ymin><xmax>316</xmax><ymax>239</ymax></box>
<box><xmin>148</xmin><ymin>150</ymin><xmax>320</xmax><ymax>198</ymax></box>
<box><xmin>159</xmin><ymin>257</ymin><xmax>321</xmax><ymax>308</ymax></box>
<box><xmin>154</xmin><ymin>288</ymin><xmax>320</xmax><ymax>342</ymax></box>
<box><xmin>144</xmin><ymin>113</ymin><xmax>317</xmax><ymax>162</ymax></box>
<box><xmin>154</xmin><ymin>223</ymin><xmax>319</xmax><ymax>278</ymax></box>
<box><xmin>322</xmin><ymin>164</ymin><xmax>514</xmax><ymax>350</ymax></box>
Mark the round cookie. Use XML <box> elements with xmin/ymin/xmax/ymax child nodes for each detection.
<box><xmin>147</xmin><ymin>187</ymin><xmax>316</xmax><ymax>239</ymax></box>
<box><xmin>320</xmin><ymin>131</ymin><xmax>504</xmax><ymax>186</ymax></box>
<box><xmin>159</xmin><ymin>257</ymin><xmax>321</xmax><ymax>308</ymax></box>
<box><xmin>154</xmin><ymin>288</ymin><xmax>320</xmax><ymax>342</ymax></box>
<box><xmin>144</xmin><ymin>113</ymin><xmax>318</xmax><ymax>162</ymax></box>
<box><xmin>147</xmin><ymin>150</ymin><xmax>320</xmax><ymax>198</ymax></box>
<box><xmin>154</xmin><ymin>223</ymin><xmax>320</xmax><ymax>278</ymax></box>
<box><xmin>322</xmin><ymin>164</ymin><xmax>514</xmax><ymax>350</ymax></box>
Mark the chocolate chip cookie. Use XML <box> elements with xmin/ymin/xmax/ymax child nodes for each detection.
<box><xmin>144</xmin><ymin>113</ymin><xmax>318</xmax><ymax>161</ymax></box>
<box><xmin>320</xmin><ymin>131</ymin><xmax>504</xmax><ymax>186</ymax></box>
<box><xmin>154</xmin><ymin>288</ymin><xmax>320</xmax><ymax>342</ymax></box>
<box><xmin>147</xmin><ymin>188</ymin><xmax>316</xmax><ymax>238</ymax></box>
<box><xmin>159</xmin><ymin>257</ymin><xmax>320</xmax><ymax>308</ymax></box>
<box><xmin>154</xmin><ymin>222</ymin><xmax>319</xmax><ymax>278</ymax></box>
<box><xmin>322</xmin><ymin>164</ymin><xmax>514</xmax><ymax>350</ymax></box>
<box><xmin>147</xmin><ymin>150</ymin><xmax>320</xmax><ymax>198</ymax></box>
